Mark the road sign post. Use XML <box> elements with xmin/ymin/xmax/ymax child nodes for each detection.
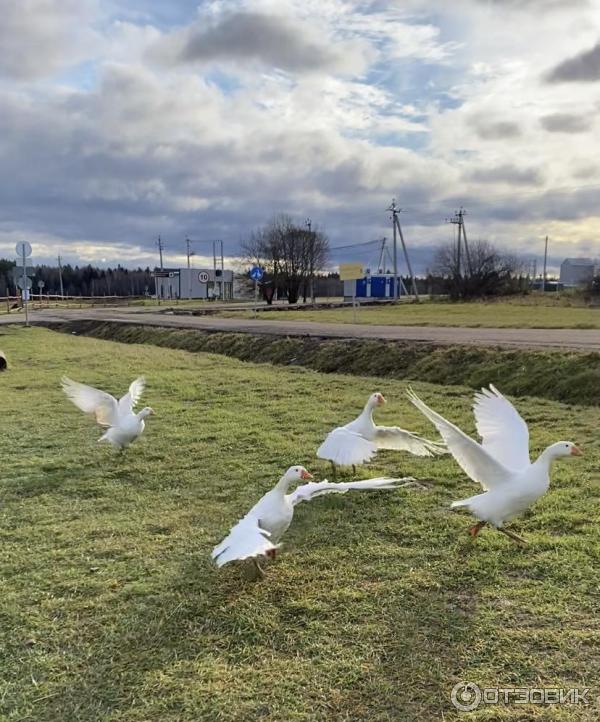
<box><xmin>15</xmin><ymin>241</ymin><xmax>32</xmax><ymax>326</ymax></box>
<box><xmin>339</xmin><ymin>263</ymin><xmax>364</xmax><ymax>323</ymax></box>
<box><xmin>249</xmin><ymin>266</ymin><xmax>264</xmax><ymax>317</ymax></box>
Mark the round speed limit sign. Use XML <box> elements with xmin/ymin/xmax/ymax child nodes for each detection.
<box><xmin>198</xmin><ymin>271</ymin><xmax>209</xmax><ymax>283</ymax></box>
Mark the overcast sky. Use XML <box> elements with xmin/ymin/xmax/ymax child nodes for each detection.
<box><xmin>1</xmin><ymin>0</ymin><xmax>599</xmax><ymax>273</ymax></box>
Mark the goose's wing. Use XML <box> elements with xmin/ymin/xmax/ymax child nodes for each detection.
<box><xmin>317</xmin><ymin>427</ymin><xmax>377</xmax><ymax>466</ymax></box>
<box><xmin>118</xmin><ymin>377</ymin><xmax>146</xmax><ymax>416</ymax></box>
<box><xmin>473</xmin><ymin>385</ymin><xmax>530</xmax><ymax>471</ymax></box>
<box><xmin>407</xmin><ymin>388</ymin><xmax>511</xmax><ymax>491</ymax></box>
<box><xmin>61</xmin><ymin>376</ymin><xmax>119</xmax><ymax>428</ymax></box>
<box><xmin>288</xmin><ymin>477</ymin><xmax>415</xmax><ymax>506</ymax></box>
<box><xmin>211</xmin><ymin>514</ymin><xmax>277</xmax><ymax>567</ymax></box>
<box><xmin>373</xmin><ymin>425</ymin><xmax>447</xmax><ymax>456</ymax></box>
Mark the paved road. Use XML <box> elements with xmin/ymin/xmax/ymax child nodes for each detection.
<box><xmin>2</xmin><ymin>307</ymin><xmax>600</xmax><ymax>351</ymax></box>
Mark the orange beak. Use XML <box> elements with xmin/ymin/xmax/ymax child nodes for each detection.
<box><xmin>301</xmin><ymin>469</ymin><xmax>313</xmax><ymax>479</ymax></box>
<box><xmin>378</xmin><ymin>394</ymin><xmax>386</xmax><ymax>405</ymax></box>
<box><xmin>571</xmin><ymin>446</ymin><xmax>583</xmax><ymax>456</ymax></box>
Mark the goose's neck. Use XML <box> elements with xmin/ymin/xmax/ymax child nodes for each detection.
<box><xmin>359</xmin><ymin>401</ymin><xmax>375</xmax><ymax>423</ymax></box>
<box><xmin>273</xmin><ymin>476</ymin><xmax>292</xmax><ymax>494</ymax></box>
<box><xmin>535</xmin><ymin>446</ymin><xmax>556</xmax><ymax>471</ymax></box>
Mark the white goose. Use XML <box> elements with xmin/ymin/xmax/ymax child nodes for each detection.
<box><xmin>317</xmin><ymin>392</ymin><xmax>446</xmax><ymax>478</ymax></box>
<box><xmin>212</xmin><ymin>465</ymin><xmax>415</xmax><ymax>577</ymax></box>
<box><xmin>407</xmin><ymin>385</ymin><xmax>582</xmax><ymax>544</ymax></box>
<box><xmin>61</xmin><ymin>376</ymin><xmax>154</xmax><ymax>451</ymax></box>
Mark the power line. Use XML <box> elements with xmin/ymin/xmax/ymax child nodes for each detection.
<box><xmin>328</xmin><ymin>239</ymin><xmax>382</xmax><ymax>251</ymax></box>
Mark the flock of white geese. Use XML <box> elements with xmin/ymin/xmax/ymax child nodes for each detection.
<box><xmin>61</xmin><ymin>377</ymin><xmax>582</xmax><ymax>578</ymax></box>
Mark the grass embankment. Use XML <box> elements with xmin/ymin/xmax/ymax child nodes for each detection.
<box><xmin>217</xmin><ymin>297</ymin><xmax>600</xmax><ymax>328</ymax></box>
<box><xmin>47</xmin><ymin>320</ymin><xmax>600</xmax><ymax>406</ymax></box>
<box><xmin>1</xmin><ymin>326</ymin><xmax>599</xmax><ymax>721</ymax></box>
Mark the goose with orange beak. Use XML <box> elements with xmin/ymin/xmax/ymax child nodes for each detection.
<box><xmin>317</xmin><ymin>392</ymin><xmax>447</xmax><ymax>479</ymax></box>
<box><xmin>212</xmin><ymin>465</ymin><xmax>413</xmax><ymax>577</ymax></box>
<box><xmin>407</xmin><ymin>385</ymin><xmax>583</xmax><ymax>544</ymax></box>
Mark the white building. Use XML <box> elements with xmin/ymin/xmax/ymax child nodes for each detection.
<box><xmin>154</xmin><ymin>268</ymin><xmax>234</xmax><ymax>300</ymax></box>
<box><xmin>559</xmin><ymin>258</ymin><xmax>596</xmax><ymax>286</ymax></box>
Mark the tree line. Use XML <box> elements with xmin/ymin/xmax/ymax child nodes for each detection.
<box><xmin>0</xmin><ymin>260</ymin><xmax>155</xmax><ymax>297</ymax></box>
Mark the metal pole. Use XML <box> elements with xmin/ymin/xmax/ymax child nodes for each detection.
<box><xmin>158</xmin><ymin>235</ymin><xmax>164</xmax><ymax>270</ymax></box>
<box><xmin>220</xmin><ymin>240</ymin><xmax>225</xmax><ymax>299</ymax></box>
<box><xmin>186</xmin><ymin>238</ymin><xmax>192</xmax><ymax>300</ymax></box>
<box><xmin>395</xmin><ymin>216</ymin><xmax>419</xmax><ymax>301</ymax></box>
<box><xmin>389</xmin><ymin>201</ymin><xmax>399</xmax><ymax>299</ymax></box>
<box><xmin>22</xmin><ymin>247</ymin><xmax>29</xmax><ymax>326</ymax></box>
<box><xmin>58</xmin><ymin>255</ymin><xmax>64</xmax><ymax>299</ymax></box>
<box><xmin>460</xmin><ymin>209</ymin><xmax>473</xmax><ymax>276</ymax></box>
<box><xmin>542</xmin><ymin>235</ymin><xmax>548</xmax><ymax>292</ymax></box>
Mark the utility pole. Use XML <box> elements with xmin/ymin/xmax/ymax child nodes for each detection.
<box><xmin>448</xmin><ymin>207</ymin><xmax>472</xmax><ymax>277</ymax></box>
<box><xmin>57</xmin><ymin>254</ymin><xmax>64</xmax><ymax>298</ymax></box>
<box><xmin>387</xmin><ymin>200</ymin><xmax>399</xmax><ymax>299</ymax></box>
<box><xmin>377</xmin><ymin>237</ymin><xmax>386</xmax><ymax>273</ymax></box>
<box><xmin>220</xmin><ymin>240</ymin><xmax>225</xmax><ymax>299</ymax></box>
<box><xmin>395</xmin><ymin>213</ymin><xmax>419</xmax><ymax>300</ymax></box>
<box><xmin>186</xmin><ymin>238</ymin><xmax>193</xmax><ymax>299</ymax></box>
<box><xmin>305</xmin><ymin>218</ymin><xmax>316</xmax><ymax>304</ymax></box>
<box><xmin>542</xmin><ymin>235</ymin><xmax>548</xmax><ymax>292</ymax></box>
<box><xmin>387</xmin><ymin>200</ymin><xmax>419</xmax><ymax>301</ymax></box>
<box><xmin>157</xmin><ymin>235</ymin><xmax>164</xmax><ymax>270</ymax></box>
<box><xmin>155</xmin><ymin>236</ymin><xmax>164</xmax><ymax>305</ymax></box>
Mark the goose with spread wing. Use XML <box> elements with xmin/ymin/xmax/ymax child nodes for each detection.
<box><xmin>407</xmin><ymin>385</ymin><xmax>582</xmax><ymax>544</ymax></box>
<box><xmin>61</xmin><ymin>376</ymin><xmax>154</xmax><ymax>450</ymax></box>
<box><xmin>212</xmin><ymin>465</ymin><xmax>415</xmax><ymax>577</ymax></box>
<box><xmin>317</xmin><ymin>392</ymin><xmax>446</xmax><ymax>479</ymax></box>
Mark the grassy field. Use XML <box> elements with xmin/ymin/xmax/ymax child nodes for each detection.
<box><xmin>0</xmin><ymin>326</ymin><xmax>599</xmax><ymax>721</ymax></box>
<box><xmin>219</xmin><ymin>298</ymin><xmax>600</xmax><ymax>328</ymax></box>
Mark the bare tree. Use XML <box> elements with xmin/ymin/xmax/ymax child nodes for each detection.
<box><xmin>241</xmin><ymin>215</ymin><xmax>329</xmax><ymax>304</ymax></box>
<box><xmin>434</xmin><ymin>239</ymin><xmax>522</xmax><ymax>299</ymax></box>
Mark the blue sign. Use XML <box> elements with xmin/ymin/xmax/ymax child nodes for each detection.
<box><xmin>249</xmin><ymin>266</ymin><xmax>264</xmax><ymax>281</ymax></box>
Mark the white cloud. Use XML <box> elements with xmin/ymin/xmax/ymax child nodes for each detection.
<box><xmin>0</xmin><ymin>0</ymin><xmax>99</xmax><ymax>80</ymax></box>
<box><xmin>0</xmin><ymin>0</ymin><xmax>599</xmax><ymax>271</ymax></box>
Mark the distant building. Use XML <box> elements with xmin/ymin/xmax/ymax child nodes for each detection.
<box><xmin>154</xmin><ymin>268</ymin><xmax>234</xmax><ymax>299</ymax></box>
<box><xmin>343</xmin><ymin>271</ymin><xmax>401</xmax><ymax>299</ymax></box>
<box><xmin>559</xmin><ymin>258</ymin><xmax>595</xmax><ymax>286</ymax></box>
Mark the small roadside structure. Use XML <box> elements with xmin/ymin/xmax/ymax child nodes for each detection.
<box><xmin>559</xmin><ymin>258</ymin><xmax>595</xmax><ymax>287</ymax></box>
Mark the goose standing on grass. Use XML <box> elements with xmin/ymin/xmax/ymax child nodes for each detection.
<box><xmin>317</xmin><ymin>392</ymin><xmax>447</xmax><ymax>479</ymax></box>
<box><xmin>407</xmin><ymin>385</ymin><xmax>582</xmax><ymax>544</ymax></box>
<box><xmin>212</xmin><ymin>465</ymin><xmax>416</xmax><ymax>577</ymax></box>
<box><xmin>61</xmin><ymin>376</ymin><xmax>154</xmax><ymax>451</ymax></box>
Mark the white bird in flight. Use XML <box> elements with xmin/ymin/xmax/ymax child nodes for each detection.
<box><xmin>212</xmin><ymin>465</ymin><xmax>415</xmax><ymax>577</ymax></box>
<box><xmin>61</xmin><ymin>376</ymin><xmax>154</xmax><ymax>451</ymax></box>
<box><xmin>317</xmin><ymin>392</ymin><xmax>447</xmax><ymax>479</ymax></box>
<box><xmin>407</xmin><ymin>385</ymin><xmax>582</xmax><ymax>544</ymax></box>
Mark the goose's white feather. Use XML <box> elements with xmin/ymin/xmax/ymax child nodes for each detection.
<box><xmin>317</xmin><ymin>428</ymin><xmax>377</xmax><ymax>466</ymax></box>
<box><xmin>407</xmin><ymin>386</ymin><xmax>581</xmax><ymax>530</ymax></box>
<box><xmin>118</xmin><ymin>377</ymin><xmax>146</xmax><ymax>416</ymax></box>
<box><xmin>317</xmin><ymin>393</ymin><xmax>446</xmax><ymax>468</ymax></box>
<box><xmin>61</xmin><ymin>377</ymin><xmax>119</xmax><ymax>427</ymax></box>
<box><xmin>407</xmin><ymin>388</ymin><xmax>509</xmax><ymax>491</ymax></box>
<box><xmin>288</xmin><ymin>477</ymin><xmax>415</xmax><ymax>505</ymax></box>
<box><xmin>212</xmin><ymin>467</ymin><xmax>410</xmax><ymax>568</ymax></box>
<box><xmin>211</xmin><ymin>515</ymin><xmax>277</xmax><ymax>567</ymax></box>
<box><xmin>372</xmin><ymin>426</ymin><xmax>447</xmax><ymax>456</ymax></box>
<box><xmin>473</xmin><ymin>384</ymin><xmax>529</xmax><ymax>470</ymax></box>
<box><xmin>61</xmin><ymin>376</ymin><xmax>150</xmax><ymax>450</ymax></box>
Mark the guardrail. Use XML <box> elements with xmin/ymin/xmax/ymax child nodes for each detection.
<box><xmin>0</xmin><ymin>294</ymin><xmax>150</xmax><ymax>313</ymax></box>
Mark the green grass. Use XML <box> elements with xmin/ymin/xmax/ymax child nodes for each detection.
<box><xmin>218</xmin><ymin>297</ymin><xmax>600</xmax><ymax>329</ymax></box>
<box><xmin>0</xmin><ymin>326</ymin><xmax>599</xmax><ymax>721</ymax></box>
<box><xmin>48</xmin><ymin>320</ymin><xmax>600</xmax><ymax>406</ymax></box>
